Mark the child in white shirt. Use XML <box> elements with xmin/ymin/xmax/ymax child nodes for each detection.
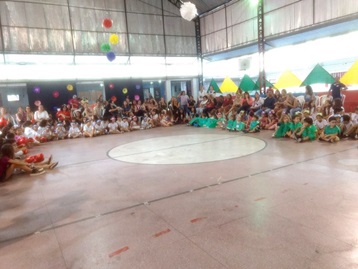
<box><xmin>108</xmin><ymin>117</ymin><xmax>120</xmax><ymax>134</ymax></box>
<box><xmin>68</xmin><ymin>122</ymin><xmax>81</xmax><ymax>138</ymax></box>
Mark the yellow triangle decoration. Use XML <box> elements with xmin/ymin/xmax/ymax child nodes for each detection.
<box><xmin>220</xmin><ymin>77</ymin><xmax>238</xmax><ymax>93</ymax></box>
<box><xmin>274</xmin><ymin>70</ymin><xmax>303</xmax><ymax>89</ymax></box>
<box><xmin>340</xmin><ymin>59</ymin><xmax>358</xmax><ymax>85</ymax></box>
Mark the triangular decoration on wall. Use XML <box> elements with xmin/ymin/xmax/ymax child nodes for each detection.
<box><xmin>254</xmin><ymin>79</ymin><xmax>275</xmax><ymax>90</ymax></box>
<box><xmin>301</xmin><ymin>64</ymin><xmax>335</xmax><ymax>86</ymax></box>
<box><xmin>207</xmin><ymin>79</ymin><xmax>221</xmax><ymax>93</ymax></box>
<box><xmin>274</xmin><ymin>70</ymin><xmax>303</xmax><ymax>89</ymax></box>
<box><xmin>220</xmin><ymin>77</ymin><xmax>238</xmax><ymax>93</ymax></box>
<box><xmin>340</xmin><ymin>59</ymin><xmax>358</xmax><ymax>85</ymax></box>
<box><xmin>239</xmin><ymin>75</ymin><xmax>257</xmax><ymax>92</ymax></box>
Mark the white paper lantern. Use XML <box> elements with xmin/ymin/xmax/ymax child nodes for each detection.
<box><xmin>180</xmin><ymin>2</ymin><xmax>197</xmax><ymax>21</ymax></box>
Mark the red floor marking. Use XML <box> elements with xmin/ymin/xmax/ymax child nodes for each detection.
<box><xmin>190</xmin><ymin>217</ymin><xmax>207</xmax><ymax>223</ymax></box>
<box><xmin>153</xmin><ymin>228</ymin><xmax>171</xmax><ymax>238</ymax></box>
<box><xmin>254</xmin><ymin>197</ymin><xmax>266</xmax><ymax>201</ymax></box>
<box><xmin>109</xmin><ymin>246</ymin><xmax>129</xmax><ymax>258</ymax></box>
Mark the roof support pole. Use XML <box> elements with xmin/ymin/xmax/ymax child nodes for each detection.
<box><xmin>257</xmin><ymin>0</ymin><xmax>266</xmax><ymax>94</ymax></box>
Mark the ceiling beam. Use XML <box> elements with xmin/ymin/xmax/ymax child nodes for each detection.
<box><xmin>167</xmin><ymin>0</ymin><xmax>182</xmax><ymax>9</ymax></box>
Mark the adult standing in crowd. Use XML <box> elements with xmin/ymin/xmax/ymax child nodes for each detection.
<box><xmin>328</xmin><ymin>77</ymin><xmax>347</xmax><ymax>101</ymax></box>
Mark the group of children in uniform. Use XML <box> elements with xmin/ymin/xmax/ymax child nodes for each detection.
<box><xmin>188</xmin><ymin>104</ymin><xmax>358</xmax><ymax>143</ymax></box>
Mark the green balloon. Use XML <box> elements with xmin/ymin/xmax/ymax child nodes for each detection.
<box><xmin>100</xmin><ymin>43</ymin><xmax>111</xmax><ymax>53</ymax></box>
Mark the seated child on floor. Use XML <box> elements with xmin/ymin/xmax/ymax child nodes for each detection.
<box><xmin>295</xmin><ymin>117</ymin><xmax>317</xmax><ymax>143</ymax></box>
<box><xmin>319</xmin><ymin>116</ymin><xmax>341</xmax><ymax>143</ymax></box>
<box><xmin>264</xmin><ymin>111</ymin><xmax>278</xmax><ymax>130</ymax></box>
<box><xmin>314</xmin><ymin>113</ymin><xmax>327</xmax><ymax>136</ymax></box>
<box><xmin>340</xmin><ymin>114</ymin><xmax>353</xmax><ymax>138</ymax></box>
<box><xmin>68</xmin><ymin>122</ymin><xmax>82</xmax><ymax>138</ymax></box>
<box><xmin>273</xmin><ymin>114</ymin><xmax>292</xmax><ymax>138</ymax></box>
<box><xmin>216</xmin><ymin>112</ymin><xmax>226</xmax><ymax>129</ymax></box>
<box><xmin>108</xmin><ymin>117</ymin><xmax>120</xmax><ymax>134</ymax></box>
<box><xmin>243</xmin><ymin>115</ymin><xmax>260</xmax><ymax>133</ymax></box>
<box><xmin>259</xmin><ymin>112</ymin><xmax>268</xmax><ymax>130</ymax></box>
<box><xmin>235</xmin><ymin>114</ymin><xmax>245</xmax><ymax>132</ymax></box>
<box><xmin>290</xmin><ymin>114</ymin><xmax>303</xmax><ymax>139</ymax></box>
<box><xmin>226</xmin><ymin>114</ymin><xmax>236</xmax><ymax>131</ymax></box>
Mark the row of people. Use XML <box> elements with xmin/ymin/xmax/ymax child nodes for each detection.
<box><xmin>188</xmin><ymin>106</ymin><xmax>358</xmax><ymax>142</ymax></box>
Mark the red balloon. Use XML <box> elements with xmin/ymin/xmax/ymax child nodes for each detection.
<box><xmin>102</xmin><ymin>18</ymin><xmax>113</xmax><ymax>29</ymax></box>
<box><xmin>111</xmin><ymin>96</ymin><xmax>117</xmax><ymax>102</ymax></box>
<box><xmin>17</xmin><ymin>137</ymin><xmax>27</xmax><ymax>146</ymax></box>
<box><xmin>22</xmin><ymin>149</ymin><xmax>29</xmax><ymax>155</ymax></box>
<box><xmin>25</xmin><ymin>156</ymin><xmax>36</xmax><ymax>163</ymax></box>
<box><xmin>40</xmin><ymin>137</ymin><xmax>47</xmax><ymax>143</ymax></box>
<box><xmin>28</xmin><ymin>138</ymin><xmax>34</xmax><ymax>143</ymax></box>
<box><xmin>52</xmin><ymin>91</ymin><xmax>60</xmax><ymax>98</ymax></box>
<box><xmin>35</xmin><ymin>153</ymin><xmax>44</xmax><ymax>163</ymax></box>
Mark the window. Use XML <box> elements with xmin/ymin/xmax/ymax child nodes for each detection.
<box><xmin>7</xmin><ymin>94</ymin><xmax>20</xmax><ymax>102</ymax></box>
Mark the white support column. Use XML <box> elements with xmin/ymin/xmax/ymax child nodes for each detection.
<box><xmin>165</xmin><ymin>80</ymin><xmax>171</xmax><ymax>102</ymax></box>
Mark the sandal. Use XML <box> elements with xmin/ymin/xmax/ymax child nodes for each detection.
<box><xmin>49</xmin><ymin>162</ymin><xmax>59</xmax><ymax>170</ymax></box>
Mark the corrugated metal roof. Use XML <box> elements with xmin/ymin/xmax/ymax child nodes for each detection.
<box><xmin>187</xmin><ymin>0</ymin><xmax>231</xmax><ymax>15</ymax></box>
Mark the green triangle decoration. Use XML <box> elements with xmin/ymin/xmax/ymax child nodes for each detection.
<box><xmin>239</xmin><ymin>75</ymin><xmax>257</xmax><ymax>92</ymax></box>
<box><xmin>254</xmin><ymin>79</ymin><xmax>275</xmax><ymax>90</ymax></box>
<box><xmin>207</xmin><ymin>79</ymin><xmax>221</xmax><ymax>93</ymax></box>
<box><xmin>301</xmin><ymin>64</ymin><xmax>335</xmax><ymax>86</ymax></box>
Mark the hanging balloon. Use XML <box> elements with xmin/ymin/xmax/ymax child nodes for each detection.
<box><xmin>100</xmin><ymin>43</ymin><xmax>111</xmax><ymax>53</ymax></box>
<box><xmin>111</xmin><ymin>96</ymin><xmax>117</xmax><ymax>102</ymax></box>
<box><xmin>109</xmin><ymin>34</ymin><xmax>119</xmax><ymax>45</ymax></box>
<box><xmin>106</xmin><ymin>52</ymin><xmax>116</xmax><ymax>62</ymax></box>
<box><xmin>135</xmin><ymin>84</ymin><xmax>141</xmax><ymax>90</ymax></box>
<box><xmin>67</xmin><ymin>84</ymin><xmax>73</xmax><ymax>91</ymax></box>
<box><xmin>102</xmin><ymin>18</ymin><xmax>113</xmax><ymax>29</ymax></box>
<box><xmin>34</xmin><ymin>100</ymin><xmax>41</xmax><ymax>106</ymax></box>
<box><xmin>52</xmin><ymin>91</ymin><xmax>60</xmax><ymax>98</ymax></box>
<box><xmin>122</xmin><ymin>88</ymin><xmax>128</xmax><ymax>94</ymax></box>
<box><xmin>134</xmin><ymin>95</ymin><xmax>140</xmax><ymax>101</ymax></box>
<box><xmin>109</xmin><ymin>83</ymin><xmax>114</xmax><ymax>89</ymax></box>
<box><xmin>33</xmin><ymin>86</ymin><xmax>40</xmax><ymax>94</ymax></box>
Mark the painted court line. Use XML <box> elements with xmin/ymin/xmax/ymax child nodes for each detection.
<box><xmin>190</xmin><ymin>217</ymin><xmax>207</xmax><ymax>223</ymax></box>
<box><xmin>153</xmin><ymin>228</ymin><xmax>171</xmax><ymax>238</ymax></box>
<box><xmin>109</xmin><ymin>246</ymin><xmax>129</xmax><ymax>258</ymax></box>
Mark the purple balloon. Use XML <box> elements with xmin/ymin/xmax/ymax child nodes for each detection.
<box><xmin>33</xmin><ymin>86</ymin><xmax>40</xmax><ymax>94</ymax></box>
<box><xmin>106</xmin><ymin>52</ymin><xmax>116</xmax><ymax>62</ymax></box>
<box><xmin>136</xmin><ymin>84</ymin><xmax>141</xmax><ymax>90</ymax></box>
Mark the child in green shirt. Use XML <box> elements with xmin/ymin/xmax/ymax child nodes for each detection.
<box><xmin>295</xmin><ymin>117</ymin><xmax>317</xmax><ymax>143</ymax></box>
<box><xmin>319</xmin><ymin>116</ymin><xmax>341</xmax><ymax>143</ymax></box>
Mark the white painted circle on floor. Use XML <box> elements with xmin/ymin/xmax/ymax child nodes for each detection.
<box><xmin>108</xmin><ymin>134</ymin><xmax>266</xmax><ymax>164</ymax></box>
<box><xmin>338</xmin><ymin>159</ymin><xmax>358</xmax><ymax>166</ymax></box>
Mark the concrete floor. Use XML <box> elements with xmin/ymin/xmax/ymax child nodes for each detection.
<box><xmin>0</xmin><ymin>125</ymin><xmax>357</xmax><ymax>269</ymax></box>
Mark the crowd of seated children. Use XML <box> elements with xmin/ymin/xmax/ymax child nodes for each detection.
<box><xmin>187</xmin><ymin>87</ymin><xmax>357</xmax><ymax>142</ymax></box>
<box><xmin>0</xmin><ymin>87</ymin><xmax>356</xmax><ymax>150</ymax></box>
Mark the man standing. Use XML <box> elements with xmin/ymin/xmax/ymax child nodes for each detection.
<box><xmin>328</xmin><ymin>77</ymin><xmax>347</xmax><ymax>100</ymax></box>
